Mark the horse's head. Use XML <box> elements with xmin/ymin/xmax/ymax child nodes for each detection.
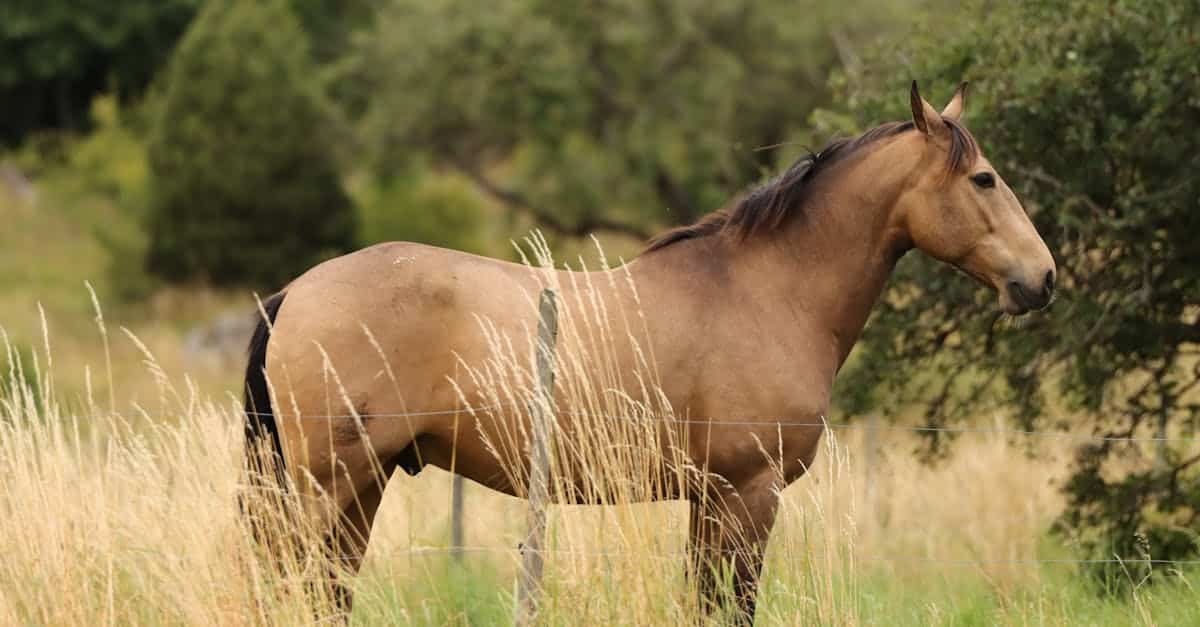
<box><xmin>896</xmin><ymin>82</ymin><xmax>1056</xmax><ymax>315</ymax></box>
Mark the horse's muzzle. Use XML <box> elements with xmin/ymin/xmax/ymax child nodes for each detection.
<box><xmin>1006</xmin><ymin>269</ymin><xmax>1055</xmax><ymax>313</ymax></box>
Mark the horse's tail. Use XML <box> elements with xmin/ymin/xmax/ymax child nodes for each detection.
<box><xmin>244</xmin><ymin>291</ymin><xmax>288</xmax><ymax>489</ymax></box>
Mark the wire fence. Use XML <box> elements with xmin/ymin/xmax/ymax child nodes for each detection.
<box><xmin>243</xmin><ymin>405</ymin><xmax>1200</xmax><ymax>444</ymax></box>
<box><xmin>371</xmin><ymin>545</ymin><xmax>1200</xmax><ymax>566</ymax></box>
<box><xmin>115</xmin><ymin>542</ymin><xmax>1199</xmax><ymax>568</ymax></box>
<box><xmin>320</xmin><ymin>545</ymin><xmax>1200</xmax><ymax>568</ymax></box>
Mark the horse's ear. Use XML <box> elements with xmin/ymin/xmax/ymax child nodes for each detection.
<box><xmin>941</xmin><ymin>81</ymin><xmax>968</xmax><ymax>122</ymax></box>
<box><xmin>909</xmin><ymin>80</ymin><xmax>943</xmax><ymax>135</ymax></box>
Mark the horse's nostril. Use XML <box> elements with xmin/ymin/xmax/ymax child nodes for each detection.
<box><xmin>1008</xmin><ymin>277</ymin><xmax>1052</xmax><ymax>313</ymax></box>
<box><xmin>1007</xmin><ymin>281</ymin><xmax>1027</xmax><ymax>309</ymax></box>
<box><xmin>1044</xmin><ymin>270</ymin><xmax>1056</xmax><ymax>296</ymax></box>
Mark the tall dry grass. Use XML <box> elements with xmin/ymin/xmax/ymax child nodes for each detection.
<box><xmin>0</xmin><ymin>309</ymin><xmax>347</xmax><ymax>625</ymax></box>
<box><xmin>0</xmin><ymin>324</ymin><xmax>1120</xmax><ymax>626</ymax></box>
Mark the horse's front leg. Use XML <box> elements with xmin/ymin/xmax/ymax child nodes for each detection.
<box><xmin>688</xmin><ymin>470</ymin><xmax>781</xmax><ymax>626</ymax></box>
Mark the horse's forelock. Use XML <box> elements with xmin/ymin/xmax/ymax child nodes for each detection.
<box><xmin>942</xmin><ymin>117</ymin><xmax>980</xmax><ymax>175</ymax></box>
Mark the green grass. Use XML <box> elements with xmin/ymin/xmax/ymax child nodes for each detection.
<box><xmin>353</xmin><ymin>559</ymin><xmax>512</xmax><ymax>626</ymax></box>
<box><xmin>348</xmin><ymin>552</ymin><xmax>1200</xmax><ymax>626</ymax></box>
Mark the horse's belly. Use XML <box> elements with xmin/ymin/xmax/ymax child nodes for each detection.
<box><xmin>420</xmin><ymin>421</ymin><xmax>685</xmax><ymax>505</ymax></box>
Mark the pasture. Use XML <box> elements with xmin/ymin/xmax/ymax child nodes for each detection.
<box><xmin>4</xmin><ymin>1</ymin><xmax>1199</xmax><ymax>624</ymax></box>
<box><xmin>3</xmin><ymin>335</ymin><xmax>1198</xmax><ymax>625</ymax></box>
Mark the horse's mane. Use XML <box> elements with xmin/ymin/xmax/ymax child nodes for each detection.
<box><xmin>643</xmin><ymin>118</ymin><xmax>979</xmax><ymax>253</ymax></box>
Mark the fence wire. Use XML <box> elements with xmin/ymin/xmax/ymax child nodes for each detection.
<box><xmin>333</xmin><ymin>544</ymin><xmax>1200</xmax><ymax>567</ymax></box>
<box><xmin>116</xmin><ymin>543</ymin><xmax>1200</xmax><ymax>568</ymax></box>
<box><xmin>241</xmin><ymin>406</ymin><xmax>1200</xmax><ymax>444</ymax></box>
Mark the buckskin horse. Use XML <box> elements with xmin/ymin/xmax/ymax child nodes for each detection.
<box><xmin>243</xmin><ymin>82</ymin><xmax>1055</xmax><ymax>623</ymax></box>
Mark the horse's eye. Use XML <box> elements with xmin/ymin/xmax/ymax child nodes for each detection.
<box><xmin>971</xmin><ymin>172</ymin><xmax>996</xmax><ymax>189</ymax></box>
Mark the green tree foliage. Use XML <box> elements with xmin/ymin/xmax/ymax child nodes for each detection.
<box><xmin>145</xmin><ymin>0</ymin><xmax>356</xmax><ymax>289</ymax></box>
<box><xmin>290</xmin><ymin>0</ymin><xmax>380</xmax><ymax>115</ymax></box>
<box><xmin>0</xmin><ymin>1</ymin><xmax>202</xmax><ymax>143</ymax></box>
<box><xmin>356</xmin><ymin>165</ymin><xmax>492</xmax><ymax>256</ymax></box>
<box><xmin>834</xmin><ymin>0</ymin><xmax>1200</xmax><ymax>577</ymax></box>
<box><xmin>351</xmin><ymin>0</ymin><xmax>903</xmax><ymax>240</ymax></box>
<box><xmin>290</xmin><ymin>0</ymin><xmax>378</xmax><ymax>64</ymax></box>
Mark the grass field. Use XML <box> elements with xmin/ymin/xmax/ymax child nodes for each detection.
<box><xmin>3</xmin><ymin>320</ymin><xmax>1199</xmax><ymax>625</ymax></box>
<box><xmin>2</xmin><ymin>156</ymin><xmax>1199</xmax><ymax>626</ymax></box>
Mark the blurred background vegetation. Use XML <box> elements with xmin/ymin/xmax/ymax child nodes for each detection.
<box><xmin>1</xmin><ymin>0</ymin><xmax>1198</xmax><ymax>596</ymax></box>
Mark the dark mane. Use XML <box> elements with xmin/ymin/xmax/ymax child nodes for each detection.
<box><xmin>643</xmin><ymin>118</ymin><xmax>979</xmax><ymax>253</ymax></box>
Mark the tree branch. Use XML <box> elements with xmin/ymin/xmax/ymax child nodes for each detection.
<box><xmin>1015</xmin><ymin>166</ymin><xmax>1107</xmax><ymax>216</ymax></box>
<box><xmin>829</xmin><ymin>27</ymin><xmax>861</xmax><ymax>76</ymax></box>
<box><xmin>450</xmin><ymin>158</ymin><xmax>655</xmax><ymax>241</ymax></box>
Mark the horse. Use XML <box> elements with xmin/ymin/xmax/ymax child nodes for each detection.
<box><xmin>243</xmin><ymin>82</ymin><xmax>1055</xmax><ymax>623</ymax></box>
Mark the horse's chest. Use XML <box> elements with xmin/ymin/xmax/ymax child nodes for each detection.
<box><xmin>778</xmin><ymin>425</ymin><xmax>826</xmax><ymax>483</ymax></box>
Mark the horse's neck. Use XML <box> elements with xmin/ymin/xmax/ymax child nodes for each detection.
<box><xmin>773</xmin><ymin>152</ymin><xmax>911</xmax><ymax>368</ymax></box>
<box><xmin>637</xmin><ymin>150</ymin><xmax>910</xmax><ymax>374</ymax></box>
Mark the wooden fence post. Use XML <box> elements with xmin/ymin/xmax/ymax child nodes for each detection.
<box><xmin>516</xmin><ymin>288</ymin><xmax>559</xmax><ymax>626</ymax></box>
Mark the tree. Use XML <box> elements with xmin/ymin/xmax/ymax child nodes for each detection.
<box><xmin>145</xmin><ymin>0</ymin><xmax>357</xmax><ymax>289</ymax></box>
<box><xmin>833</xmin><ymin>0</ymin><xmax>1200</xmax><ymax>580</ymax></box>
<box><xmin>350</xmin><ymin>0</ymin><xmax>905</xmax><ymax>241</ymax></box>
<box><xmin>290</xmin><ymin>0</ymin><xmax>378</xmax><ymax>64</ymax></box>
<box><xmin>0</xmin><ymin>1</ymin><xmax>202</xmax><ymax>143</ymax></box>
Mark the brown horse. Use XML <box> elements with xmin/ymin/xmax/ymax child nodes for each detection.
<box><xmin>244</xmin><ymin>82</ymin><xmax>1055</xmax><ymax>622</ymax></box>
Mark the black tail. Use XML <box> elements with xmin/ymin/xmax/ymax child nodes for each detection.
<box><xmin>244</xmin><ymin>291</ymin><xmax>287</xmax><ymax>486</ymax></box>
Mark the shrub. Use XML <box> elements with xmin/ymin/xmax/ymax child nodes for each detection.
<box><xmin>145</xmin><ymin>0</ymin><xmax>356</xmax><ymax>289</ymax></box>
<box><xmin>833</xmin><ymin>0</ymin><xmax>1200</xmax><ymax>580</ymax></box>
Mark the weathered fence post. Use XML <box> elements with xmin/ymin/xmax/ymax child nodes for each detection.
<box><xmin>516</xmin><ymin>288</ymin><xmax>559</xmax><ymax>626</ymax></box>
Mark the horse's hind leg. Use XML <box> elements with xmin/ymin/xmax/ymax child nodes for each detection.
<box><xmin>325</xmin><ymin>475</ymin><xmax>390</xmax><ymax>613</ymax></box>
<box><xmin>321</xmin><ymin>436</ymin><xmax>432</xmax><ymax>615</ymax></box>
<box><xmin>293</xmin><ymin>429</ymin><xmax>404</xmax><ymax>617</ymax></box>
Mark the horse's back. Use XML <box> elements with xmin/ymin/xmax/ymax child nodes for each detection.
<box><xmin>265</xmin><ymin>241</ymin><xmax>535</xmax><ymax>426</ymax></box>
